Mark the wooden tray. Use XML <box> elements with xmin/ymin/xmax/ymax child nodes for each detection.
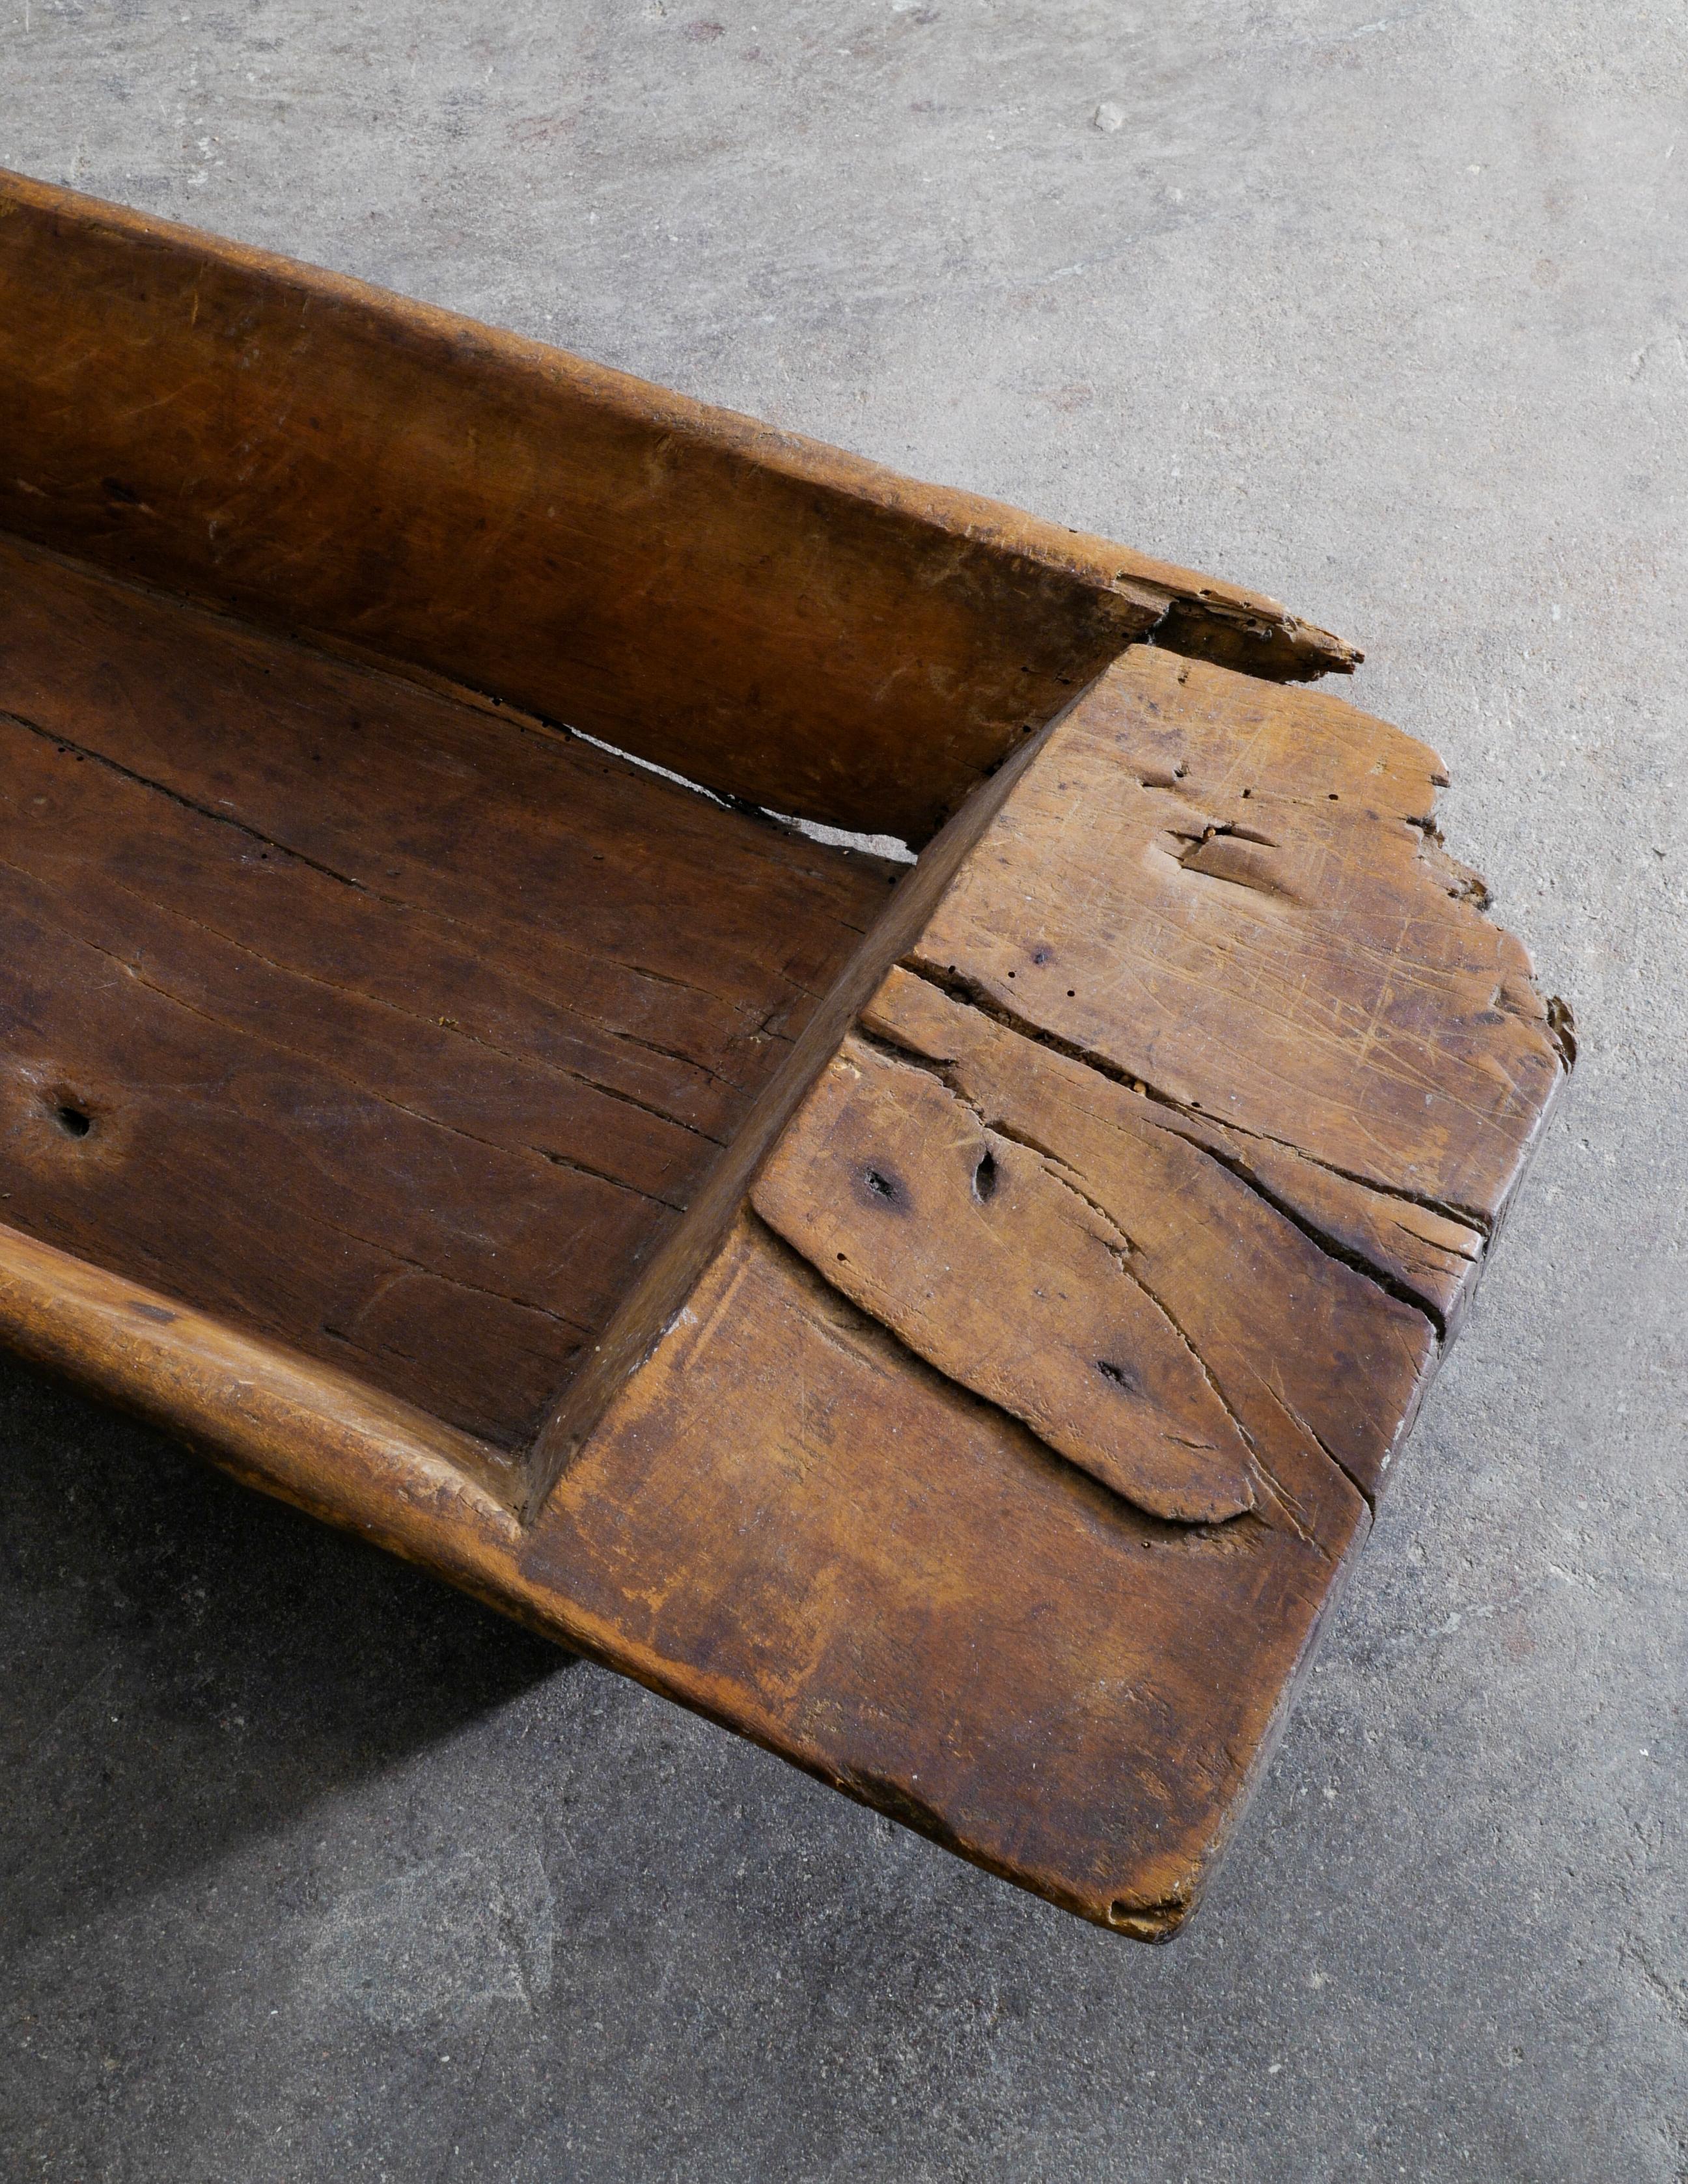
<box><xmin>0</xmin><ymin>170</ymin><xmax>1571</xmax><ymax>1937</ymax></box>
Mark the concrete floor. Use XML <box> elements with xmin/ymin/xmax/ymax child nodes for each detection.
<box><xmin>1</xmin><ymin>4</ymin><xmax>1683</xmax><ymax>2177</ymax></box>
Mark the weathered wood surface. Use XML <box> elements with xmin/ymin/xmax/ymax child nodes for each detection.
<box><xmin>0</xmin><ymin>534</ymin><xmax>896</xmax><ymax>1447</ymax></box>
<box><xmin>513</xmin><ymin>651</ymin><xmax>1568</xmax><ymax>1928</ymax></box>
<box><xmin>753</xmin><ymin>1029</ymin><xmax>1264</xmax><ymax>1524</ymax></box>
<box><xmin>741</xmin><ymin>644</ymin><xmax>1567</xmax><ymax>1525</ymax></box>
<box><xmin>0</xmin><ymin>174</ymin><xmax>1570</xmax><ymax>1937</ymax></box>
<box><xmin>907</xmin><ymin>649</ymin><xmax>1571</xmax><ymax>1232</ymax></box>
<box><xmin>0</xmin><ymin>166</ymin><xmax>1355</xmax><ymax>846</ymax></box>
<box><xmin>525</xmin><ymin>1209</ymin><xmax>1370</xmax><ymax>1935</ymax></box>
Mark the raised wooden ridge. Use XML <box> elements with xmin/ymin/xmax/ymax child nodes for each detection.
<box><xmin>0</xmin><ymin>174</ymin><xmax>1568</xmax><ymax>1936</ymax></box>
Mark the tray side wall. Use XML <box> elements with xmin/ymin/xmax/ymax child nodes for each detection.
<box><xmin>0</xmin><ymin>169</ymin><xmax>1355</xmax><ymax>845</ymax></box>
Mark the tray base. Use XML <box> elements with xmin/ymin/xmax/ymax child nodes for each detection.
<box><xmin>0</xmin><ymin>536</ymin><xmax>898</xmax><ymax>1452</ymax></box>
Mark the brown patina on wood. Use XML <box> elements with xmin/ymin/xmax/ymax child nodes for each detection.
<box><xmin>0</xmin><ymin>169</ymin><xmax>1570</xmax><ymax>1935</ymax></box>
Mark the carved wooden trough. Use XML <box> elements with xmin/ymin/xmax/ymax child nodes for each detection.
<box><xmin>0</xmin><ymin>170</ymin><xmax>1571</xmax><ymax>1935</ymax></box>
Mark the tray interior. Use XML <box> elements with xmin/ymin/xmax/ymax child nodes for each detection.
<box><xmin>0</xmin><ymin>534</ymin><xmax>900</xmax><ymax>1454</ymax></box>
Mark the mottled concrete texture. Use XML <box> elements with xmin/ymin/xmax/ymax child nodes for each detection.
<box><xmin>1</xmin><ymin>5</ymin><xmax>1684</xmax><ymax>2178</ymax></box>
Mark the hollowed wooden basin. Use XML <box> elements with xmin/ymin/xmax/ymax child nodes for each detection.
<box><xmin>0</xmin><ymin>171</ymin><xmax>1570</xmax><ymax>1935</ymax></box>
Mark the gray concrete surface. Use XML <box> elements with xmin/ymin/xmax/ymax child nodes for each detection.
<box><xmin>1</xmin><ymin>4</ymin><xmax>1683</xmax><ymax>2177</ymax></box>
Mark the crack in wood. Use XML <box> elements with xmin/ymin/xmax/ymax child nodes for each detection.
<box><xmin>4</xmin><ymin>709</ymin><xmax>374</xmax><ymax>894</ymax></box>
<box><xmin>852</xmin><ymin>1022</ymin><xmax>1363</xmax><ymax>1531</ymax></box>
<box><xmin>1125</xmin><ymin>1108</ymin><xmax>1453</xmax><ymax>1338</ymax></box>
<box><xmin>0</xmin><ymin>814</ymin><xmax>733</xmax><ymax>1152</ymax></box>
<box><xmin>856</xmin><ymin>966</ymin><xmax>1443</xmax><ymax>1509</ymax></box>
<box><xmin>864</xmin><ymin>990</ymin><xmax>1458</xmax><ymax>1337</ymax></box>
<box><xmin>746</xmin><ymin>1213</ymin><xmax>1264</xmax><ymax>1554</ymax></box>
<box><xmin>753</xmin><ymin>1034</ymin><xmax>1261</xmax><ymax>1526</ymax></box>
<box><xmin>0</xmin><ymin>858</ymin><xmax>693</xmax><ymax>1217</ymax></box>
<box><xmin>0</xmin><ymin>701</ymin><xmax>824</xmax><ymax>1096</ymax></box>
<box><xmin>899</xmin><ymin>956</ymin><xmax>1496</xmax><ymax>1241</ymax></box>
